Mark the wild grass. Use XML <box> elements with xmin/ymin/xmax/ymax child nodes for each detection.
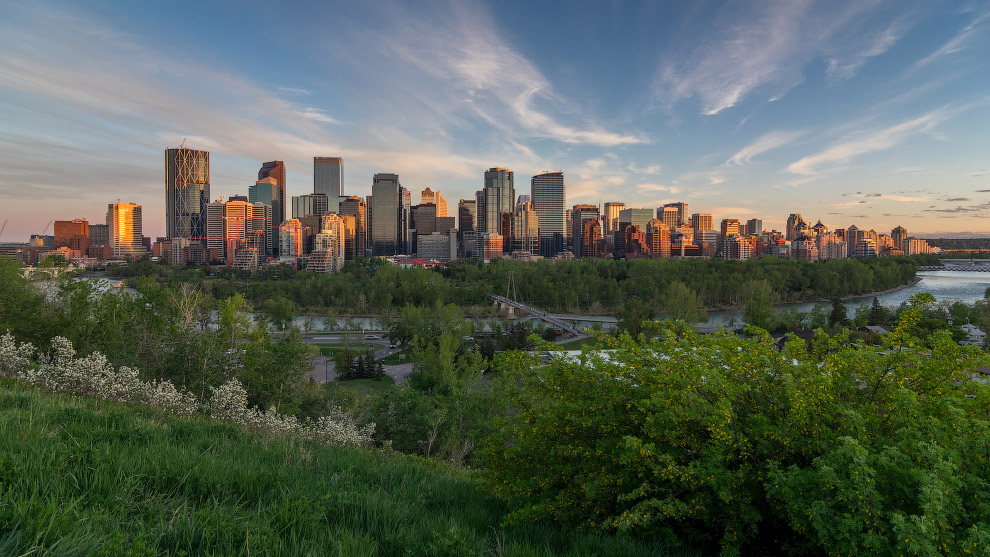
<box><xmin>0</xmin><ymin>379</ymin><xmax>686</xmax><ymax>556</ymax></box>
<box><xmin>332</xmin><ymin>376</ymin><xmax>395</xmax><ymax>398</ymax></box>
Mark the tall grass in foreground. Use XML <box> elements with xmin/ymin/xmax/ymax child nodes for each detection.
<box><xmin>0</xmin><ymin>380</ymin><xmax>687</xmax><ymax>556</ymax></box>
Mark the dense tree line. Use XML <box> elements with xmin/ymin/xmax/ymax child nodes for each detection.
<box><xmin>107</xmin><ymin>254</ymin><xmax>936</xmax><ymax>317</ymax></box>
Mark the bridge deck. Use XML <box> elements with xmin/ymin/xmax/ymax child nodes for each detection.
<box><xmin>489</xmin><ymin>294</ymin><xmax>584</xmax><ymax>337</ymax></box>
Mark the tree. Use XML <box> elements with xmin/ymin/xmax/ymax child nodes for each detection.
<box><xmin>829</xmin><ymin>298</ymin><xmax>849</xmax><ymax>329</ymax></box>
<box><xmin>618</xmin><ymin>297</ymin><xmax>653</xmax><ymax>338</ymax></box>
<box><xmin>659</xmin><ymin>281</ymin><xmax>707</xmax><ymax>324</ymax></box>
<box><xmin>740</xmin><ymin>279</ymin><xmax>777</xmax><ymax>330</ymax></box>
<box><xmin>485</xmin><ymin>295</ymin><xmax>990</xmax><ymax>555</ymax></box>
<box><xmin>869</xmin><ymin>297</ymin><xmax>884</xmax><ymax>326</ymax></box>
<box><xmin>263</xmin><ymin>297</ymin><xmax>296</xmax><ymax>331</ymax></box>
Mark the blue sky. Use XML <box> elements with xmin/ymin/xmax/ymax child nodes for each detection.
<box><xmin>1</xmin><ymin>0</ymin><xmax>988</xmax><ymax>240</ymax></box>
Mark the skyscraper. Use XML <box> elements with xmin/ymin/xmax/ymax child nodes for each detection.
<box><xmin>480</xmin><ymin>168</ymin><xmax>514</xmax><ymax>237</ymax></box>
<box><xmin>371</xmin><ymin>173</ymin><xmax>400</xmax><ymax>256</ymax></box>
<box><xmin>571</xmin><ymin>204</ymin><xmax>599</xmax><ymax>258</ymax></box>
<box><xmin>511</xmin><ymin>200</ymin><xmax>540</xmax><ymax>254</ymax></box>
<box><xmin>166</xmin><ymin>148</ymin><xmax>210</xmax><ymax>240</ymax></box>
<box><xmin>663</xmin><ymin>202</ymin><xmax>690</xmax><ymax>227</ymax></box>
<box><xmin>603</xmin><ymin>202</ymin><xmax>625</xmax><ymax>240</ymax></box>
<box><xmin>339</xmin><ymin>196</ymin><xmax>367</xmax><ymax>259</ymax></box>
<box><xmin>314</xmin><ymin>157</ymin><xmax>343</xmax><ymax>213</ymax></box>
<box><xmin>531</xmin><ymin>171</ymin><xmax>565</xmax><ymax>258</ymax></box>
<box><xmin>786</xmin><ymin>213</ymin><xmax>806</xmax><ymax>241</ymax></box>
<box><xmin>249</xmin><ymin>177</ymin><xmax>280</xmax><ymax>255</ymax></box>
<box><xmin>107</xmin><ymin>202</ymin><xmax>144</xmax><ymax>258</ymax></box>
<box><xmin>54</xmin><ymin>219</ymin><xmax>88</xmax><ymax>249</ymax></box>
<box><xmin>658</xmin><ymin>206</ymin><xmax>680</xmax><ymax>230</ymax></box>
<box><xmin>691</xmin><ymin>213</ymin><xmax>713</xmax><ymax>233</ymax></box>
<box><xmin>258</xmin><ymin>160</ymin><xmax>286</xmax><ymax>225</ymax></box>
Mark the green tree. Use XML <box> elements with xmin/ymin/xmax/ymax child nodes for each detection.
<box><xmin>739</xmin><ymin>279</ymin><xmax>777</xmax><ymax>330</ymax></box>
<box><xmin>617</xmin><ymin>297</ymin><xmax>653</xmax><ymax>338</ymax></box>
<box><xmin>829</xmin><ymin>298</ymin><xmax>849</xmax><ymax>329</ymax></box>
<box><xmin>659</xmin><ymin>281</ymin><xmax>707</xmax><ymax>324</ymax></box>
<box><xmin>869</xmin><ymin>296</ymin><xmax>884</xmax><ymax>325</ymax></box>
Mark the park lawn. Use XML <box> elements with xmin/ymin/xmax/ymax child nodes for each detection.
<box><xmin>333</xmin><ymin>376</ymin><xmax>395</xmax><ymax>398</ymax></box>
<box><xmin>0</xmin><ymin>379</ymin><xmax>687</xmax><ymax>556</ymax></box>
<box><xmin>380</xmin><ymin>351</ymin><xmax>410</xmax><ymax>365</ymax></box>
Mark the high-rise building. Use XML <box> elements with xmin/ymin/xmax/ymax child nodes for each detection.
<box><xmin>258</xmin><ymin>160</ymin><xmax>286</xmax><ymax>227</ymax></box>
<box><xmin>54</xmin><ymin>219</ymin><xmax>88</xmax><ymax>249</ymax></box>
<box><xmin>531</xmin><ymin>171</ymin><xmax>565</xmax><ymax>258</ymax></box>
<box><xmin>720</xmin><ymin>218</ymin><xmax>741</xmax><ymax>237</ymax></box>
<box><xmin>891</xmin><ymin>226</ymin><xmax>908</xmax><ymax>252</ymax></box>
<box><xmin>279</xmin><ymin>218</ymin><xmax>303</xmax><ymax>264</ymax></box>
<box><xmin>571</xmin><ymin>204</ymin><xmax>599</xmax><ymax>258</ymax></box>
<box><xmin>603</xmin><ymin>202</ymin><xmax>625</xmax><ymax>240</ymax></box>
<box><xmin>511</xmin><ymin>200</ymin><xmax>540</xmax><ymax>254</ymax></box>
<box><xmin>646</xmin><ymin>219</ymin><xmax>671</xmax><ymax>258</ymax></box>
<box><xmin>691</xmin><ymin>213</ymin><xmax>713</xmax><ymax>233</ymax></box>
<box><xmin>249</xmin><ymin>202</ymin><xmax>272</xmax><ymax>256</ymax></box>
<box><xmin>291</xmin><ymin>194</ymin><xmax>329</xmax><ymax>219</ymax></box>
<box><xmin>107</xmin><ymin>202</ymin><xmax>144</xmax><ymax>258</ymax></box>
<box><xmin>249</xmin><ymin>177</ymin><xmax>280</xmax><ymax>255</ymax></box>
<box><xmin>479</xmin><ymin>168</ymin><xmax>514</xmax><ymax>238</ymax></box>
<box><xmin>339</xmin><ymin>196</ymin><xmax>367</xmax><ymax>259</ymax></box>
<box><xmin>744</xmin><ymin>219</ymin><xmax>763</xmax><ymax>236</ymax></box>
<box><xmin>314</xmin><ymin>157</ymin><xmax>343</xmax><ymax>213</ymax></box>
<box><xmin>658</xmin><ymin>206</ymin><xmax>680</xmax><ymax>230</ymax></box>
<box><xmin>421</xmin><ymin>188</ymin><xmax>449</xmax><ymax>218</ymax></box>
<box><xmin>205</xmin><ymin>201</ymin><xmax>226</xmax><ymax>260</ymax></box>
<box><xmin>662</xmin><ymin>202</ymin><xmax>689</xmax><ymax>227</ymax></box>
<box><xmin>786</xmin><ymin>213</ymin><xmax>806</xmax><ymax>241</ymax></box>
<box><xmin>371</xmin><ymin>173</ymin><xmax>400</xmax><ymax>256</ymax></box>
<box><xmin>165</xmin><ymin>148</ymin><xmax>210</xmax><ymax>240</ymax></box>
<box><xmin>458</xmin><ymin>199</ymin><xmax>476</xmax><ymax>233</ymax></box>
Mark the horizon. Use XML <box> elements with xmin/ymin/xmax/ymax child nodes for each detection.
<box><xmin>1</xmin><ymin>0</ymin><xmax>989</xmax><ymax>241</ymax></box>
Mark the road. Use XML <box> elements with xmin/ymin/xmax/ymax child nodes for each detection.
<box><xmin>302</xmin><ymin>333</ymin><xmax>414</xmax><ymax>385</ymax></box>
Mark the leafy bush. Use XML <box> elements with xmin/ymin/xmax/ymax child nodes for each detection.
<box><xmin>484</xmin><ymin>295</ymin><xmax>990</xmax><ymax>555</ymax></box>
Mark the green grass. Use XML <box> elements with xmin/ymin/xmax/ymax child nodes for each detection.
<box><xmin>380</xmin><ymin>351</ymin><xmax>410</xmax><ymax>365</ymax></box>
<box><xmin>332</xmin><ymin>376</ymin><xmax>395</xmax><ymax>398</ymax></box>
<box><xmin>0</xmin><ymin>380</ymin><xmax>685</xmax><ymax>556</ymax></box>
<box><xmin>318</xmin><ymin>343</ymin><xmax>383</xmax><ymax>356</ymax></box>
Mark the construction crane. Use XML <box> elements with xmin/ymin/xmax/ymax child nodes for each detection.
<box><xmin>178</xmin><ymin>137</ymin><xmax>187</xmax><ymax>149</ymax></box>
<box><xmin>42</xmin><ymin>220</ymin><xmax>53</xmax><ymax>236</ymax></box>
<box><xmin>0</xmin><ymin>219</ymin><xmax>7</xmax><ymax>241</ymax></box>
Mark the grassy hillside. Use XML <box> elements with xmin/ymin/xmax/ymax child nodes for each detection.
<box><xmin>0</xmin><ymin>380</ymin><xmax>683</xmax><ymax>556</ymax></box>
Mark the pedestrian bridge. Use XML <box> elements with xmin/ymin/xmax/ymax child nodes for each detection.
<box><xmin>919</xmin><ymin>266</ymin><xmax>990</xmax><ymax>272</ymax></box>
<box><xmin>488</xmin><ymin>294</ymin><xmax>585</xmax><ymax>337</ymax></box>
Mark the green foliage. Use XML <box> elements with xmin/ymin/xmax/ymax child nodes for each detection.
<box><xmin>0</xmin><ymin>380</ymin><xmax>677</xmax><ymax>556</ymax></box>
<box><xmin>109</xmin><ymin>254</ymin><xmax>927</xmax><ymax>316</ymax></box>
<box><xmin>660</xmin><ymin>281</ymin><xmax>707</xmax><ymax>324</ymax></box>
<box><xmin>739</xmin><ymin>279</ymin><xmax>777</xmax><ymax>330</ymax></box>
<box><xmin>484</xmin><ymin>295</ymin><xmax>990</xmax><ymax>555</ymax></box>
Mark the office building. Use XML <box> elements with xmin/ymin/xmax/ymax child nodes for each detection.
<box><xmin>371</xmin><ymin>173</ymin><xmax>400</xmax><ymax>256</ymax></box>
<box><xmin>571</xmin><ymin>204</ymin><xmax>599</xmax><ymax>258</ymax></box>
<box><xmin>165</xmin><ymin>148</ymin><xmax>210</xmax><ymax>240</ymax></box>
<box><xmin>422</xmin><ymin>188</ymin><xmax>449</xmax><ymax>218</ymax></box>
<box><xmin>603</xmin><ymin>202</ymin><xmax>625</xmax><ymax>240</ymax></box>
<box><xmin>691</xmin><ymin>213</ymin><xmax>713</xmax><ymax>233</ymax></box>
<box><xmin>291</xmin><ymin>193</ymin><xmax>330</xmax><ymax>219</ymax></box>
<box><xmin>786</xmin><ymin>213</ymin><xmax>806</xmax><ymax>241</ymax></box>
<box><xmin>249</xmin><ymin>177</ymin><xmax>280</xmax><ymax>255</ymax></box>
<box><xmin>646</xmin><ymin>219</ymin><xmax>671</xmax><ymax>258</ymax></box>
<box><xmin>744</xmin><ymin>219</ymin><xmax>763</xmax><ymax>236</ymax></box>
<box><xmin>418</xmin><ymin>230</ymin><xmax>457</xmax><ymax>261</ymax></box>
<box><xmin>258</xmin><ymin>160</ymin><xmax>286</xmax><ymax>231</ymax></box>
<box><xmin>205</xmin><ymin>201</ymin><xmax>226</xmax><ymax>260</ymax></box>
<box><xmin>663</xmin><ymin>202</ymin><xmax>690</xmax><ymax>227</ymax></box>
<box><xmin>531</xmin><ymin>171</ymin><xmax>565</xmax><ymax>257</ymax></box>
<box><xmin>479</xmin><ymin>168</ymin><xmax>514</xmax><ymax>239</ymax></box>
<box><xmin>279</xmin><ymin>218</ymin><xmax>303</xmax><ymax>264</ymax></box>
<box><xmin>107</xmin><ymin>202</ymin><xmax>144</xmax><ymax>258</ymax></box>
<box><xmin>54</xmin><ymin>219</ymin><xmax>88</xmax><ymax>248</ymax></box>
<box><xmin>658</xmin><ymin>206</ymin><xmax>680</xmax><ymax>230</ymax></box>
<box><xmin>314</xmin><ymin>156</ymin><xmax>343</xmax><ymax>213</ymax></box>
<box><xmin>338</xmin><ymin>196</ymin><xmax>367</xmax><ymax>258</ymax></box>
<box><xmin>480</xmin><ymin>233</ymin><xmax>504</xmax><ymax>260</ymax></box>
<box><xmin>511</xmin><ymin>200</ymin><xmax>540</xmax><ymax>254</ymax></box>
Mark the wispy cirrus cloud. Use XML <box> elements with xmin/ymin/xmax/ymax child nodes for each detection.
<box><xmin>786</xmin><ymin>106</ymin><xmax>952</xmax><ymax>175</ymax></box>
<box><xmin>910</xmin><ymin>10</ymin><xmax>990</xmax><ymax>70</ymax></box>
<box><xmin>654</xmin><ymin>0</ymin><xmax>906</xmax><ymax>114</ymax></box>
<box><xmin>726</xmin><ymin>130</ymin><xmax>805</xmax><ymax>165</ymax></box>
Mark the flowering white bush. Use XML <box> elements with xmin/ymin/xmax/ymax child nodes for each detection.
<box><xmin>209</xmin><ymin>378</ymin><xmax>374</xmax><ymax>448</ymax></box>
<box><xmin>0</xmin><ymin>332</ymin><xmax>35</xmax><ymax>377</ymax></box>
<box><xmin>6</xmin><ymin>334</ymin><xmax>372</xmax><ymax>449</ymax></box>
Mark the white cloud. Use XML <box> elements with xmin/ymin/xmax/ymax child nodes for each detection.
<box><xmin>277</xmin><ymin>85</ymin><xmax>311</xmax><ymax>96</ymax></box>
<box><xmin>726</xmin><ymin>130</ymin><xmax>805</xmax><ymax>165</ymax></box>
<box><xmin>654</xmin><ymin>0</ymin><xmax>903</xmax><ymax>114</ymax></box>
<box><xmin>911</xmin><ymin>11</ymin><xmax>989</xmax><ymax>70</ymax></box>
<box><xmin>627</xmin><ymin>162</ymin><xmax>662</xmax><ymax>175</ymax></box>
<box><xmin>786</xmin><ymin>107</ymin><xmax>952</xmax><ymax>175</ymax></box>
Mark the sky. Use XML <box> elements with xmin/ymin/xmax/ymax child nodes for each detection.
<box><xmin>1</xmin><ymin>0</ymin><xmax>989</xmax><ymax>241</ymax></box>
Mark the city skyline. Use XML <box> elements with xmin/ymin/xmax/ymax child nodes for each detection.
<box><xmin>1</xmin><ymin>1</ymin><xmax>989</xmax><ymax>241</ymax></box>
